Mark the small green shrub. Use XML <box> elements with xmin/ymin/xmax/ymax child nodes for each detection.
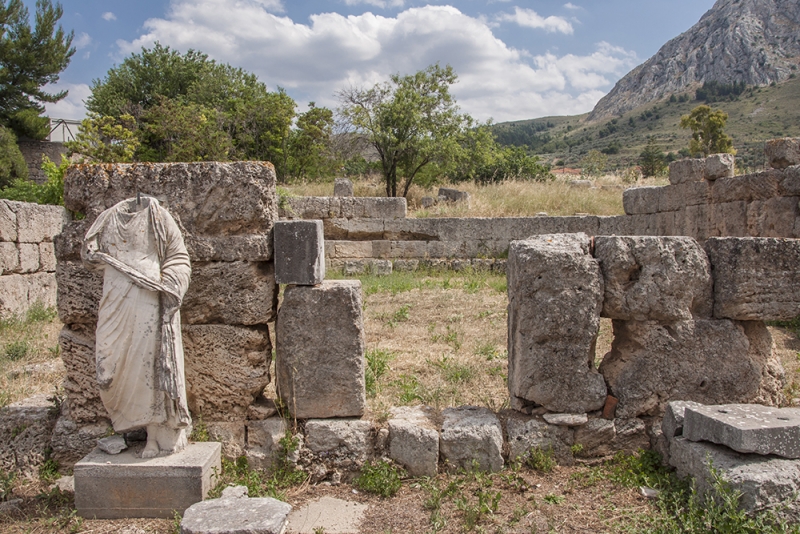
<box><xmin>354</xmin><ymin>459</ymin><xmax>404</xmax><ymax>497</ymax></box>
<box><xmin>365</xmin><ymin>348</ymin><xmax>393</xmax><ymax>396</ymax></box>
<box><xmin>544</xmin><ymin>493</ymin><xmax>564</xmax><ymax>505</ymax></box>
<box><xmin>524</xmin><ymin>447</ymin><xmax>556</xmax><ymax>473</ymax></box>
<box><xmin>26</xmin><ymin>301</ymin><xmax>58</xmax><ymax>323</ymax></box>
<box><xmin>38</xmin><ymin>454</ymin><xmax>59</xmax><ymax>484</ymax></box>
<box><xmin>189</xmin><ymin>416</ymin><xmax>209</xmax><ymax>442</ymax></box>
<box><xmin>5</xmin><ymin>340</ymin><xmax>29</xmax><ymax>361</ymax></box>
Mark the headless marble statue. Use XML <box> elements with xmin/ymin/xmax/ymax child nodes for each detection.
<box><xmin>83</xmin><ymin>196</ymin><xmax>192</xmax><ymax>458</ymax></box>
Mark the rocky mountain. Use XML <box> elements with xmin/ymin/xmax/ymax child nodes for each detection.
<box><xmin>588</xmin><ymin>0</ymin><xmax>800</xmax><ymax>121</ymax></box>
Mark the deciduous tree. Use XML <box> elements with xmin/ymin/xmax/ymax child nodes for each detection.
<box><xmin>680</xmin><ymin>104</ymin><xmax>735</xmax><ymax>156</ymax></box>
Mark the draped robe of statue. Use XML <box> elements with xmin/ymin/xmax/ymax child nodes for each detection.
<box><xmin>83</xmin><ymin>196</ymin><xmax>192</xmax><ymax>456</ymax></box>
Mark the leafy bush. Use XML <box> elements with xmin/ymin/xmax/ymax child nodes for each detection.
<box><xmin>0</xmin><ymin>125</ymin><xmax>27</xmax><ymax>189</ymax></box>
<box><xmin>0</xmin><ymin>155</ymin><xmax>66</xmax><ymax>205</ymax></box>
<box><xmin>354</xmin><ymin>459</ymin><xmax>404</xmax><ymax>497</ymax></box>
<box><xmin>523</xmin><ymin>447</ymin><xmax>556</xmax><ymax>473</ymax></box>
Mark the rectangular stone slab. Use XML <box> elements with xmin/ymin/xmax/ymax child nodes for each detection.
<box><xmin>74</xmin><ymin>442</ymin><xmax>221</xmax><ymax>519</ymax></box>
<box><xmin>684</xmin><ymin>404</ymin><xmax>800</xmax><ymax>458</ymax></box>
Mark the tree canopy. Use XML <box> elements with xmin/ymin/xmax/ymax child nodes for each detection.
<box><xmin>0</xmin><ymin>0</ymin><xmax>74</xmax><ymax>139</ymax></box>
<box><xmin>639</xmin><ymin>136</ymin><xmax>666</xmax><ymax>177</ymax></box>
<box><xmin>680</xmin><ymin>104</ymin><xmax>736</xmax><ymax>157</ymax></box>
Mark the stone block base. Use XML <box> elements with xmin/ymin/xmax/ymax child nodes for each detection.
<box><xmin>74</xmin><ymin>442</ymin><xmax>221</xmax><ymax>519</ymax></box>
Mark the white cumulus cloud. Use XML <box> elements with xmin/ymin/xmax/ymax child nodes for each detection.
<box><xmin>497</xmin><ymin>7</ymin><xmax>573</xmax><ymax>34</ymax></box>
<box><xmin>74</xmin><ymin>32</ymin><xmax>92</xmax><ymax>49</ymax></box>
<box><xmin>344</xmin><ymin>0</ymin><xmax>405</xmax><ymax>8</ymax></box>
<box><xmin>115</xmin><ymin>1</ymin><xmax>637</xmax><ymax>122</ymax></box>
<box><xmin>102</xmin><ymin>12</ymin><xmax>116</xmax><ymax>21</ymax></box>
<box><xmin>44</xmin><ymin>83</ymin><xmax>92</xmax><ymax>121</ymax></box>
<box><xmin>563</xmin><ymin>3</ymin><xmax>581</xmax><ymax>10</ymax></box>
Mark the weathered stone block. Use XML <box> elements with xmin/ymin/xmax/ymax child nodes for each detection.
<box><xmin>246</xmin><ymin>418</ymin><xmax>286</xmax><ymax>470</ymax></box>
<box><xmin>0</xmin><ymin>395</ymin><xmax>58</xmax><ymax>477</ymax></box>
<box><xmin>0</xmin><ymin>241</ymin><xmax>19</xmax><ymax>274</ymax></box>
<box><xmin>508</xmin><ymin>234</ymin><xmax>607</xmax><ymax>413</ymax></box>
<box><xmin>184</xmin><ymin>235</ymin><xmax>274</xmax><ymax>262</ymax></box>
<box><xmin>276</xmin><ymin>281</ymin><xmax>366</xmax><ymax>419</ymax></box>
<box><xmin>274</xmin><ymin>220</ymin><xmax>325</xmax><ymax>286</ymax></box>
<box><xmin>746</xmin><ymin>196</ymin><xmax>800</xmax><ymax>237</ymax></box>
<box><xmin>0</xmin><ymin>274</ymin><xmax>31</xmax><ymax>317</ymax></box>
<box><xmin>64</xmin><ymin>162</ymin><xmax>278</xmax><ymax>238</ymax></box>
<box><xmin>705</xmin><ymin>237</ymin><xmax>800</xmax><ymax>321</ymax></box>
<box><xmin>362</xmin><ymin>197</ymin><xmax>407</xmax><ymax>219</ymax></box>
<box><xmin>181</xmin><ymin>486</ymin><xmax>291</xmax><ymax>534</ymax></box>
<box><xmin>765</xmin><ymin>138</ymin><xmax>800</xmax><ymax>170</ymax></box>
<box><xmin>27</xmin><ymin>272</ymin><xmax>56</xmax><ymax>309</ymax></box>
<box><xmin>39</xmin><ymin>242</ymin><xmax>56</xmax><ymax>272</ymax></box>
<box><xmin>205</xmin><ymin>421</ymin><xmax>246</xmax><ymax>460</ymax></box>
<box><xmin>574</xmin><ymin>418</ymin><xmax>616</xmax><ymax>457</ymax></box>
<box><xmin>8</xmin><ymin>201</ymin><xmax>67</xmax><ymax>243</ymax></box>
<box><xmin>18</xmin><ymin>243</ymin><xmax>39</xmax><ymax>273</ymax></box>
<box><xmin>388</xmin><ymin>406</ymin><xmax>439</xmax><ymax>477</ymax></box>
<box><xmin>304</xmin><ymin>419</ymin><xmax>373</xmax><ymax>461</ymax></box>
<box><xmin>334</xmin><ymin>178</ymin><xmax>354</xmax><ymax>197</ymax></box>
<box><xmin>49</xmin><ymin>415</ymin><xmax>110</xmax><ymax>467</ymax></box>
<box><xmin>332</xmin><ymin>241</ymin><xmax>373</xmax><ymax>259</ymax></box>
<box><xmin>710</xmin><ymin>200</ymin><xmax>748</xmax><ymax>236</ymax></box>
<box><xmin>440</xmin><ymin>406</ymin><xmax>503</xmax><ymax>472</ymax></box>
<box><xmin>56</xmin><ymin>261</ymin><xmax>103</xmax><ymax>325</ymax></box>
<box><xmin>438</xmin><ymin>187</ymin><xmax>470</xmax><ymax>203</ymax></box>
<box><xmin>0</xmin><ymin>200</ymin><xmax>17</xmax><ymax>241</ymax></box>
<box><xmin>670</xmin><ymin>436</ymin><xmax>800</xmax><ymax>517</ymax></box>
<box><xmin>684</xmin><ymin>404</ymin><xmax>800</xmax><ymax>458</ymax></box>
<box><xmin>614</xmin><ymin>418</ymin><xmax>650</xmax><ymax>454</ymax></box>
<box><xmin>594</xmin><ymin>236</ymin><xmax>712</xmax><ymax>321</ymax></box>
<box><xmin>59</xmin><ymin>324</ymin><xmax>106</xmax><ymax>424</ymax></box>
<box><xmin>504</xmin><ymin>411</ymin><xmax>574</xmax><ymax>465</ymax></box>
<box><xmin>659</xmin><ymin>181</ymin><xmax>710</xmax><ymax>211</ymax></box>
<box><xmin>662</xmin><ymin>400</ymin><xmax>703</xmax><ymax>443</ymax></box>
<box><xmin>622</xmin><ymin>186</ymin><xmax>661</xmax><ymax>215</ymax></box>
<box><xmin>182</xmin><ymin>324</ymin><xmax>272</xmax><ymax>422</ymax></box>
<box><xmin>600</xmin><ymin>319</ymin><xmax>777</xmax><ymax>418</ymax></box>
<box><xmin>712</xmin><ymin>170</ymin><xmax>782</xmax><ymax>204</ymax></box>
<box><xmin>74</xmin><ymin>442</ymin><xmax>221</xmax><ymax>519</ymax></box>
<box><xmin>182</xmin><ymin>261</ymin><xmax>277</xmax><ymax>325</ymax></box>
<box><xmin>704</xmin><ymin>153</ymin><xmax>735</xmax><ymax>180</ymax></box>
<box><xmin>53</xmin><ymin>220</ymin><xmax>87</xmax><ymax>261</ymax></box>
<box><xmin>669</xmin><ymin>158</ymin><xmax>705</xmax><ymax>185</ymax></box>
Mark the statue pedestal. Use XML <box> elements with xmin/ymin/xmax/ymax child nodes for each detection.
<box><xmin>75</xmin><ymin>441</ymin><xmax>221</xmax><ymax>519</ymax></box>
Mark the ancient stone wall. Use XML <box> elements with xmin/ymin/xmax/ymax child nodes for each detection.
<box><xmin>0</xmin><ymin>200</ymin><xmax>66</xmax><ymax>317</ymax></box>
<box><xmin>53</xmin><ymin>162</ymin><xmax>279</xmax><ymax>463</ymax></box>
<box><xmin>18</xmin><ymin>139</ymin><xmax>67</xmax><ymax>184</ymax></box>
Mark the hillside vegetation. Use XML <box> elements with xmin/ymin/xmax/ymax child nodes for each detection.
<box><xmin>493</xmin><ymin>76</ymin><xmax>800</xmax><ymax>172</ymax></box>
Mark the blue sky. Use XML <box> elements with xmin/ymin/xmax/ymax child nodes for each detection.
<box><xmin>42</xmin><ymin>0</ymin><xmax>718</xmax><ymax>122</ymax></box>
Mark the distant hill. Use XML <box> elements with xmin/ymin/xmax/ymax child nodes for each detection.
<box><xmin>589</xmin><ymin>0</ymin><xmax>800</xmax><ymax>121</ymax></box>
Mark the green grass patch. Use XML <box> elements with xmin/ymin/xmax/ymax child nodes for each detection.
<box><xmin>354</xmin><ymin>459</ymin><xmax>404</xmax><ymax>497</ymax></box>
<box><xmin>331</xmin><ymin>268</ymin><xmax>507</xmax><ymax>296</ymax></box>
<box><xmin>365</xmin><ymin>348</ymin><xmax>394</xmax><ymax>396</ymax></box>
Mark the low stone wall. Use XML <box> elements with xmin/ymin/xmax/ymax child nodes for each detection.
<box><xmin>53</xmin><ymin>162</ymin><xmax>279</xmax><ymax>463</ymax></box>
<box><xmin>0</xmin><ymin>199</ymin><xmax>67</xmax><ymax>317</ymax></box>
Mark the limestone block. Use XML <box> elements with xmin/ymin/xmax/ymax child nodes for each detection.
<box><xmin>704</xmin><ymin>153</ymin><xmax>735</xmax><ymax>180</ymax></box>
<box><xmin>74</xmin><ymin>442</ymin><xmax>221</xmax><ymax>519</ymax></box>
<box><xmin>205</xmin><ymin>421</ymin><xmax>246</xmax><ymax>460</ymax></box>
<box><xmin>371</xmin><ymin>240</ymin><xmax>391</xmax><ymax>258</ymax></box>
<box><xmin>64</xmin><ymin>162</ymin><xmax>278</xmax><ymax>238</ymax></box>
<box><xmin>780</xmin><ymin>165</ymin><xmax>800</xmax><ymax>196</ymax></box>
<box><xmin>504</xmin><ymin>411</ymin><xmax>574</xmax><ymax>465</ymax></box>
<box><xmin>614</xmin><ymin>418</ymin><xmax>650</xmax><ymax>454</ymax></box>
<box><xmin>507</xmin><ymin>234</ymin><xmax>607</xmax><ymax>414</ymax></box>
<box><xmin>276</xmin><ymin>281</ymin><xmax>366</xmax><ymax>418</ymax></box>
<box><xmin>440</xmin><ymin>406</ymin><xmax>503</xmax><ymax>472</ymax></box>
<box><xmin>0</xmin><ymin>241</ymin><xmax>19</xmax><ymax>274</ymax></box>
<box><xmin>543</xmin><ymin>413</ymin><xmax>587</xmax><ymax>426</ymax></box>
<box><xmin>334</xmin><ymin>178</ymin><xmax>354</xmax><ymax>197</ymax></box>
<box><xmin>361</xmin><ymin>197</ymin><xmax>407</xmax><ymax>219</ymax></box>
<box><xmin>283</xmin><ymin>197</ymin><xmax>330</xmax><ymax>220</ymax></box>
<box><xmin>670</xmin><ymin>436</ymin><xmax>800</xmax><ymax>517</ymax></box>
<box><xmin>0</xmin><ymin>395</ymin><xmax>58</xmax><ymax>477</ymax></box>
<box><xmin>0</xmin><ymin>274</ymin><xmax>29</xmax><ymax>317</ymax></box>
<box><xmin>18</xmin><ymin>243</ymin><xmax>39</xmax><ymax>273</ymax></box>
<box><xmin>27</xmin><ymin>272</ymin><xmax>57</xmax><ymax>310</ymax></box>
<box><xmin>426</xmin><ymin>240</ymin><xmax>464</xmax><ymax>259</ymax></box>
<box><xmin>391</xmin><ymin>240</ymin><xmax>429</xmax><ymax>259</ymax></box>
<box><xmin>371</xmin><ymin>259</ymin><xmax>392</xmax><ymax>275</ymax></box>
<box><xmin>662</xmin><ymin>400</ymin><xmax>703</xmax><ymax>443</ymax></box>
<box><xmin>388</xmin><ymin>406</ymin><xmax>439</xmax><ymax>477</ymax></box>
<box><xmin>56</xmin><ymin>261</ymin><xmax>103</xmax><ymax>325</ymax></box>
<box><xmin>333</xmin><ymin>218</ymin><xmax>386</xmax><ymax>241</ymax></box>
<box><xmin>669</xmin><ymin>158</ymin><xmax>705</xmax><ymax>185</ymax></box>
<box><xmin>332</xmin><ymin>241</ymin><xmax>373</xmax><ymax>259</ymax></box>
<box><xmin>181</xmin><ymin>486</ymin><xmax>291</xmax><ymax>534</ymax></box>
<box><xmin>765</xmin><ymin>138</ymin><xmax>800</xmax><ymax>169</ymax></box>
<box><xmin>710</xmin><ymin>200</ymin><xmax>748</xmax><ymax>236</ymax></box>
<box><xmin>705</xmin><ymin>237</ymin><xmax>800</xmax><ymax>321</ymax></box>
<box><xmin>246</xmin><ymin>418</ymin><xmax>286</xmax><ymax>470</ymax></box>
<box><xmin>684</xmin><ymin>404</ymin><xmax>800</xmax><ymax>458</ymax></box>
<box><xmin>39</xmin><ymin>242</ymin><xmax>56</xmax><ymax>272</ymax></box>
<box><xmin>274</xmin><ymin>220</ymin><xmax>325</xmax><ymax>285</ymax></box>
<box><xmin>682</xmin><ymin>204</ymin><xmax>711</xmax><ymax>242</ymax></box>
<box><xmin>622</xmin><ymin>186</ymin><xmax>661</xmax><ymax>215</ymax></box>
<box><xmin>0</xmin><ymin>199</ymin><xmax>17</xmax><ymax>241</ymax></box>
<box><xmin>304</xmin><ymin>419</ymin><xmax>373</xmax><ymax>461</ymax></box>
<box><xmin>49</xmin><ymin>415</ymin><xmax>110</xmax><ymax>467</ymax></box>
<box><xmin>594</xmin><ymin>236</ymin><xmax>712</xmax><ymax>321</ymax></box>
<box><xmin>746</xmin><ymin>196</ymin><xmax>799</xmax><ymax>238</ymax></box>
<box><xmin>182</xmin><ymin>261</ymin><xmax>277</xmax><ymax>325</ymax></box>
<box><xmin>438</xmin><ymin>187</ymin><xmax>470</xmax><ymax>203</ymax></box>
<box><xmin>382</xmin><ymin>218</ymin><xmax>438</xmax><ymax>241</ymax></box>
<box><xmin>393</xmin><ymin>259</ymin><xmax>419</xmax><ymax>272</ymax></box>
<box><xmin>53</xmin><ymin>220</ymin><xmax>87</xmax><ymax>261</ymax></box>
<box><xmin>600</xmin><ymin>319</ymin><xmax>774</xmax><ymax>418</ymax></box>
<box><xmin>597</xmin><ymin>215</ymin><xmax>638</xmax><ymax>236</ymax></box>
<box><xmin>574</xmin><ymin>418</ymin><xmax>616</xmax><ymax>457</ymax></box>
<box><xmin>342</xmin><ymin>259</ymin><xmax>369</xmax><ymax>276</ymax></box>
<box><xmin>658</xmin><ymin>182</ymin><xmax>710</xmax><ymax>212</ymax></box>
<box><xmin>59</xmin><ymin>324</ymin><xmax>107</xmax><ymax>424</ymax></box>
<box><xmin>8</xmin><ymin>201</ymin><xmax>67</xmax><ymax>243</ymax></box>
<box><xmin>184</xmin><ymin>235</ymin><xmax>273</xmax><ymax>262</ymax></box>
<box><xmin>711</xmin><ymin>170</ymin><xmax>782</xmax><ymax>204</ymax></box>
<box><xmin>182</xmin><ymin>324</ymin><xmax>272</xmax><ymax>422</ymax></box>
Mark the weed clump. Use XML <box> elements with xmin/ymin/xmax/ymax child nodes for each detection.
<box><xmin>354</xmin><ymin>459</ymin><xmax>404</xmax><ymax>497</ymax></box>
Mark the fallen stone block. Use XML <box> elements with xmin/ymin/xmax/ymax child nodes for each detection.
<box><xmin>594</xmin><ymin>236</ymin><xmax>712</xmax><ymax>321</ymax></box>
<box><xmin>670</xmin><ymin>436</ymin><xmax>800</xmax><ymax>517</ymax></box>
<box><xmin>388</xmin><ymin>406</ymin><xmax>439</xmax><ymax>477</ymax></box>
<box><xmin>74</xmin><ymin>442</ymin><xmax>221</xmax><ymax>519</ymax></box>
<box><xmin>182</xmin><ymin>324</ymin><xmax>272</xmax><ymax>422</ymax></box>
<box><xmin>304</xmin><ymin>419</ymin><xmax>373</xmax><ymax>462</ymax></box>
<box><xmin>508</xmin><ymin>233</ymin><xmax>607</xmax><ymax>414</ymax></box>
<box><xmin>704</xmin><ymin>153</ymin><xmax>735</xmax><ymax>180</ymax></box>
<box><xmin>765</xmin><ymin>138</ymin><xmax>800</xmax><ymax>170</ymax></box>
<box><xmin>705</xmin><ymin>237</ymin><xmax>800</xmax><ymax>321</ymax></box>
<box><xmin>438</xmin><ymin>187</ymin><xmax>470</xmax><ymax>203</ymax></box>
<box><xmin>205</xmin><ymin>421</ymin><xmax>246</xmax><ymax>460</ymax></box>
<box><xmin>246</xmin><ymin>418</ymin><xmax>287</xmax><ymax>470</ymax></box>
<box><xmin>669</xmin><ymin>158</ymin><xmax>705</xmax><ymax>185</ymax></box>
<box><xmin>274</xmin><ymin>220</ymin><xmax>325</xmax><ymax>285</ymax></box>
<box><xmin>181</xmin><ymin>485</ymin><xmax>291</xmax><ymax>534</ymax></box>
<box><xmin>0</xmin><ymin>395</ymin><xmax>58</xmax><ymax>477</ymax></box>
<box><xmin>334</xmin><ymin>178</ymin><xmax>354</xmax><ymax>197</ymax></box>
<box><xmin>684</xmin><ymin>404</ymin><xmax>800</xmax><ymax>459</ymax></box>
<box><xmin>600</xmin><ymin>319</ymin><xmax>776</xmax><ymax>418</ymax></box>
<box><xmin>182</xmin><ymin>261</ymin><xmax>278</xmax><ymax>325</ymax></box>
<box><xmin>440</xmin><ymin>406</ymin><xmax>503</xmax><ymax>472</ymax></box>
<box><xmin>55</xmin><ymin>261</ymin><xmax>103</xmax><ymax>325</ymax></box>
<box><xmin>504</xmin><ymin>411</ymin><xmax>574</xmax><ymax>465</ymax></box>
<box><xmin>276</xmin><ymin>281</ymin><xmax>366</xmax><ymax>419</ymax></box>
<box><xmin>287</xmin><ymin>496</ymin><xmax>367</xmax><ymax>534</ymax></box>
<box><xmin>662</xmin><ymin>400</ymin><xmax>703</xmax><ymax>443</ymax></box>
